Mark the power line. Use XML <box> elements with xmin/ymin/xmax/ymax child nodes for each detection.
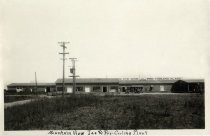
<box><xmin>58</xmin><ymin>42</ymin><xmax>69</xmax><ymax>97</ymax></box>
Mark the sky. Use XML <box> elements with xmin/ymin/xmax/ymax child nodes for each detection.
<box><xmin>1</xmin><ymin>0</ymin><xmax>210</xmax><ymax>86</ymax></box>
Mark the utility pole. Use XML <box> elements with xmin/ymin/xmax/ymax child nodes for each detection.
<box><xmin>35</xmin><ymin>72</ymin><xmax>38</xmax><ymax>93</ymax></box>
<box><xmin>59</xmin><ymin>42</ymin><xmax>69</xmax><ymax>97</ymax></box>
<box><xmin>69</xmin><ymin>58</ymin><xmax>79</xmax><ymax>95</ymax></box>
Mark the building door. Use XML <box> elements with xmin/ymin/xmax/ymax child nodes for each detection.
<box><xmin>46</xmin><ymin>87</ymin><xmax>50</xmax><ymax>92</ymax></box>
<box><xmin>160</xmin><ymin>85</ymin><xmax>165</xmax><ymax>91</ymax></box>
<box><xmin>122</xmin><ymin>87</ymin><xmax>126</xmax><ymax>92</ymax></box>
<box><xmin>85</xmin><ymin>86</ymin><xmax>91</xmax><ymax>93</ymax></box>
<box><xmin>103</xmin><ymin>87</ymin><xmax>107</xmax><ymax>92</ymax></box>
<box><xmin>67</xmin><ymin>87</ymin><xmax>73</xmax><ymax>93</ymax></box>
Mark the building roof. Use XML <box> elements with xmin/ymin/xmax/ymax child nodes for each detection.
<box><xmin>7</xmin><ymin>78</ymin><xmax>204</xmax><ymax>87</ymax></box>
<box><xmin>119</xmin><ymin>79</ymin><xmax>176</xmax><ymax>84</ymax></box>
<box><xmin>183</xmin><ymin>79</ymin><xmax>204</xmax><ymax>83</ymax></box>
<box><xmin>119</xmin><ymin>79</ymin><xmax>204</xmax><ymax>84</ymax></box>
<box><xmin>55</xmin><ymin>78</ymin><xmax>119</xmax><ymax>84</ymax></box>
<box><xmin>7</xmin><ymin>83</ymin><xmax>55</xmax><ymax>87</ymax></box>
<box><xmin>55</xmin><ymin>78</ymin><xmax>204</xmax><ymax>84</ymax></box>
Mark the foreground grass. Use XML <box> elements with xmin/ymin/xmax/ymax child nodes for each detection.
<box><xmin>4</xmin><ymin>95</ymin><xmax>35</xmax><ymax>103</ymax></box>
<box><xmin>5</xmin><ymin>94</ymin><xmax>204</xmax><ymax>130</ymax></box>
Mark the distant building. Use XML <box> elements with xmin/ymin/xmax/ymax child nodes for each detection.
<box><xmin>7</xmin><ymin>83</ymin><xmax>55</xmax><ymax>93</ymax></box>
<box><xmin>55</xmin><ymin>78</ymin><xmax>204</xmax><ymax>93</ymax></box>
<box><xmin>6</xmin><ymin>78</ymin><xmax>204</xmax><ymax>94</ymax></box>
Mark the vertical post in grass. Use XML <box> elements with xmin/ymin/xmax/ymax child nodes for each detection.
<box><xmin>69</xmin><ymin>58</ymin><xmax>79</xmax><ymax>95</ymax></box>
<box><xmin>59</xmin><ymin>42</ymin><xmax>69</xmax><ymax>97</ymax></box>
<box><xmin>35</xmin><ymin>72</ymin><xmax>38</xmax><ymax>94</ymax></box>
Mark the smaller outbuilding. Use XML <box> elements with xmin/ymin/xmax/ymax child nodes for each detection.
<box><xmin>7</xmin><ymin>83</ymin><xmax>56</xmax><ymax>94</ymax></box>
<box><xmin>171</xmin><ymin>79</ymin><xmax>204</xmax><ymax>93</ymax></box>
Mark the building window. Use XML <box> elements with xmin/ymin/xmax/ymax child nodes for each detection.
<box><xmin>92</xmin><ymin>86</ymin><xmax>101</xmax><ymax>92</ymax></box>
<box><xmin>76</xmin><ymin>86</ymin><xmax>84</xmax><ymax>92</ymax></box>
<box><xmin>57</xmin><ymin>87</ymin><xmax>63</xmax><ymax>91</ymax></box>
<box><xmin>110</xmin><ymin>86</ymin><xmax>118</xmax><ymax>92</ymax></box>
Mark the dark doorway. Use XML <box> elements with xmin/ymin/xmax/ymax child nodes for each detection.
<box><xmin>46</xmin><ymin>87</ymin><xmax>50</xmax><ymax>92</ymax></box>
<box><xmin>103</xmin><ymin>87</ymin><xmax>107</xmax><ymax>92</ymax></box>
<box><xmin>122</xmin><ymin>87</ymin><xmax>126</xmax><ymax>92</ymax></box>
<box><xmin>149</xmin><ymin>86</ymin><xmax>153</xmax><ymax>91</ymax></box>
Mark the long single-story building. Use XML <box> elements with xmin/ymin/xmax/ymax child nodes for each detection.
<box><xmin>6</xmin><ymin>78</ymin><xmax>204</xmax><ymax>94</ymax></box>
<box><xmin>55</xmin><ymin>78</ymin><xmax>205</xmax><ymax>93</ymax></box>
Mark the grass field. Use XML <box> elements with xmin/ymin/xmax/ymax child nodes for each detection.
<box><xmin>4</xmin><ymin>95</ymin><xmax>35</xmax><ymax>103</ymax></box>
<box><xmin>4</xmin><ymin>93</ymin><xmax>204</xmax><ymax>130</ymax></box>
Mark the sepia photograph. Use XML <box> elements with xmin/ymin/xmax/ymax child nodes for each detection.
<box><xmin>1</xmin><ymin>0</ymin><xmax>209</xmax><ymax>135</ymax></box>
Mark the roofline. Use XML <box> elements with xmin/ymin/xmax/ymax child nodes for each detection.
<box><xmin>7</xmin><ymin>78</ymin><xmax>204</xmax><ymax>86</ymax></box>
<box><xmin>7</xmin><ymin>83</ymin><xmax>56</xmax><ymax>87</ymax></box>
<box><xmin>55</xmin><ymin>78</ymin><xmax>204</xmax><ymax>84</ymax></box>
